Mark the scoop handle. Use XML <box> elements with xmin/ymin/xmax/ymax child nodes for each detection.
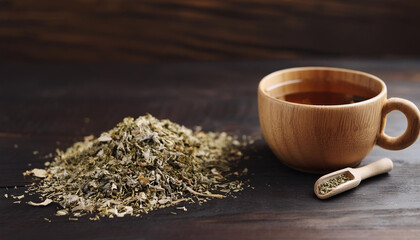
<box><xmin>354</xmin><ymin>158</ymin><xmax>393</xmax><ymax>181</ymax></box>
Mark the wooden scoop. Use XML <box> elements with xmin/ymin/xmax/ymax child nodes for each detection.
<box><xmin>314</xmin><ymin>158</ymin><xmax>393</xmax><ymax>199</ymax></box>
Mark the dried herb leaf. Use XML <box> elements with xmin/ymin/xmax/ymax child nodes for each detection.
<box><xmin>56</xmin><ymin>209</ymin><xmax>69</xmax><ymax>216</ymax></box>
<box><xmin>24</xmin><ymin>168</ymin><xmax>48</xmax><ymax>178</ymax></box>
<box><xmin>27</xmin><ymin>199</ymin><xmax>53</xmax><ymax>206</ymax></box>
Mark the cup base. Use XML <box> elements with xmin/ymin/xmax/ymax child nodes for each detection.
<box><xmin>281</xmin><ymin>161</ymin><xmax>362</xmax><ymax>174</ymax></box>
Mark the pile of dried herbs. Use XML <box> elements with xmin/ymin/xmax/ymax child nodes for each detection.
<box><xmin>24</xmin><ymin>114</ymin><xmax>248</xmax><ymax>219</ymax></box>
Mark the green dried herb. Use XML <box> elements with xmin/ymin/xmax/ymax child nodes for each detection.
<box><xmin>26</xmin><ymin>114</ymin><xmax>248</xmax><ymax>219</ymax></box>
<box><xmin>318</xmin><ymin>174</ymin><xmax>350</xmax><ymax>195</ymax></box>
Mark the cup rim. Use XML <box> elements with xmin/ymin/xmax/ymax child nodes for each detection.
<box><xmin>258</xmin><ymin>66</ymin><xmax>387</xmax><ymax>108</ymax></box>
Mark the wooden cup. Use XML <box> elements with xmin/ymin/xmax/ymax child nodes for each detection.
<box><xmin>258</xmin><ymin>67</ymin><xmax>420</xmax><ymax>173</ymax></box>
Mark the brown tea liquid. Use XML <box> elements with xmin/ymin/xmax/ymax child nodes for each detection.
<box><xmin>283</xmin><ymin>91</ymin><xmax>370</xmax><ymax>105</ymax></box>
<box><xmin>272</xmin><ymin>79</ymin><xmax>377</xmax><ymax>105</ymax></box>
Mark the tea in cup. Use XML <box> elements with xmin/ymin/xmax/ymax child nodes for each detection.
<box><xmin>258</xmin><ymin>67</ymin><xmax>420</xmax><ymax>173</ymax></box>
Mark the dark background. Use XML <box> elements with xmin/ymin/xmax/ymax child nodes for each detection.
<box><xmin>2</xmin><ymin>2</ymin><xmax>420</xmax><ymax>240</ymax></box>
<box><xmin>1</xmin><ymin>0</ymin><xmax>420</xmax><ymax>62</ymax></box>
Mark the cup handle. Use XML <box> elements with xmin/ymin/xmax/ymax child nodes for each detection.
<box><xmin>377</xmin><ymin>98</ymin><xmax>420</xmax><ymax>150</ymax></box>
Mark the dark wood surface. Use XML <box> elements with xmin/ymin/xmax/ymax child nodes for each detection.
<box><xmin>2</xmin><ymin>0</ymin><xmax>420</xmax><ymax>62</ymax></box>
<box><xmin>1</xmin><ymin>59</ymin><xmax>420</xmax><ymax>239</ymax></box>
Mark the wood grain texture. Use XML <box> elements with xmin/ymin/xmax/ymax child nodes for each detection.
<box><xmin>0</xmin><ymin>59</ymin><xmax>420</xmax><ymax>239</ymax></box>
<box><xmin>1</xmin><ymin>0</ymin><xmax>420</xmax><ymax>62</ymax></box>
<box><xmin>378</xmin><ymin>97</ymin><xmax>420</xmax><ymax>150</ymax></box>
<box><xmin>258</xmin><ymin>67</ymin><xmax>420</xmax><ymax>173</ymax></box>
<box><xmin>314</xmin><ymin>158</ymin><xmax>394</xmax><ymax>199</ymax></box>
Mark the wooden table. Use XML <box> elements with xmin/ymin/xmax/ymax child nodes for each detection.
<box><xmin>1</xmin><ymin>59</ymin><xmax>420</xmax><ymax>239</ymax></box>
